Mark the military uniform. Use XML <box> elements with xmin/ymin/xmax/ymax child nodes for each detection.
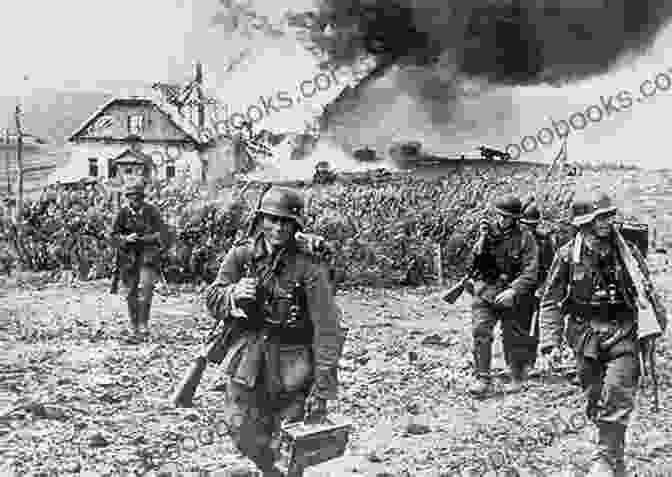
<box><xmin>539</xmin><ymin>192</ymin><xmax>666</xmax><ymax>477</ymax></box>
<box><xmin>204</xmin><ymin>186</ymin><xmax>345</xmax><ymax>476</ymax></box>
<box><xmin>111</xmin><ymin>183</ymin><xmax>165</xmax><ymax>339</ymax></box>
<box><xmin>469</xmin><ymin>195</ymin><xmax>539</xmax><ymax>395</ymax></box>
<box><xmin>521</xmin><ymin>204</ymin><xmax>557</xmax><ymax>341</ymax></box>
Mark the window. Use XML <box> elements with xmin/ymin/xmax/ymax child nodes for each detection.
<box><xmin>201</xmin><ymin>158</ymin><xmax>208</xmax><ymax>182</ymax></box>
<box><xmin>108</xmin><ymin>158</ymin><xmax>117</xmax><ymax>178</ymax></box>
<box><xmin>88</xmin><ymin>158</ymin><xmax>99</xmax><ymax>177</ymax></box>
<box><xmin>166</xmin><ymin>163</ymin><xmax>175</xmax><ymax>179</ymax></box>
<box><xmin>128</xmin><ymin>114</ymin><xmax>145</xmax><ymax>135</ymax></box>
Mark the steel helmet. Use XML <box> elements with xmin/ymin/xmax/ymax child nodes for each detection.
<box><xmin>257</xmin><ymin>186</ymin><xmax>305</xmax><ymax>228</ymax></box>
<box><xmin>571</xmin><ymin>191</ymin><xmax>617</xmax><ymax>226</ymax></box>
<box><xmin>493</xmin><ymin>194</ymin><xmax>523</xmax><ymax>218</ymax></box>
<box><xmin>521</xmin><ymin>204</ymin><xmax>541</xmax><ymax>225</ymax></box>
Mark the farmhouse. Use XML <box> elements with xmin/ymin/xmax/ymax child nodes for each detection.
<box><xmin>47</xmin><ymin>93</ymin><xmax>213</xmax><ymax>187</ymax></box>
<box><xmin>47</xmin><ymin>64</ymin><xmax>252</xmax><ymax>189</ymax></box>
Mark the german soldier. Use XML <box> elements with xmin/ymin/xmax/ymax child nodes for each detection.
<box><xmin>520</xmin><ymin>204</ymin><xmax>557</xmax><ymax>346</ymax></box>
<box><xmin>538</xmin><ymin>191</ymin><xmax>665</xmax><ymax>476</ymax></box>
<box><xmin>469</xmin><ymin>194</ymin><xmax>539</xmax><ymax>396</ymax></box>
<box><xmin>110</xmin><ymin>182</ymin><xmax>165</xmax><ymax>341</ymax></box>
<box><xmin>204</xmin><ymin>186</ymin><xmax>345</xmax><ymax>477</ymax></box>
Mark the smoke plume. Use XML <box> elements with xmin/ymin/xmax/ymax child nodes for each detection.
<box><xmin>308</xmin><ymin>0</ymin><xmax>672</xmax><ymax>122</ymax></box>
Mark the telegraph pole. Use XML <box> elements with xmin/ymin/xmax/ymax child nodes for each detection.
<box><xmin>4</xmin><ymin>129</ymin><xmax>10</xmax><ymax>195</ymax></box>
<box><xmin>14</xmin><ymin>103</ymin><xmax>25</xmax><ymax>278</ymax></box>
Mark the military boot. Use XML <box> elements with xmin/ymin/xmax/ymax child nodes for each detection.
<box><xmin>588</xmin><ymin>422</ymin><xmax>626</xmax><ymax>477</ymax></box>
<box><xmin>137</xmin><ymin>301</ymin><xmax>151</xmax><ymax>340</ymax></box>
<box><xmin>127</xmin><ymin>300</ymin><xmax>140</xmax><ymax>334</ymax></box>
<box><xmin>503</xmin><ymin>363</ymin><xmax>528</xmax><ymax>394</ymax></box>
<box><xmin>469</xmin><ymin>340</ymin><xmax>493</xmax><ymax>396</ymax></box>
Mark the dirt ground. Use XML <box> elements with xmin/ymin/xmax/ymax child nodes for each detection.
<box><xmin>1</xmin><ymin>265</ymin><xmax>672</xmax><ymax>477</ymax></box>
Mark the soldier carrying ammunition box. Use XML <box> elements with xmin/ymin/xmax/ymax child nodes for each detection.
<box><xmin>203</xmin><ymin>186</ymin><xmax>346</xmax><ymax>477</ymax></box>
<box><xmin>538</xmin><ymin>191</ymin><xmax>667</xmax><ymax>477</ymax></box>
<box><xmin>468</xmin><ymin>194</ymin><xmax>539</xmax><ymax>396</ymax></box>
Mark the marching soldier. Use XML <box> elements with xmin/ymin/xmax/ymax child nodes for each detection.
<box><xmin>538</xmin><ymin>191</ymin><xmax>666</xmax><ymax>476</ymax></box>
<box><xmin>469</xmin><ymin>194</ymin><xmax>539</xmax><ymax>396</ymax></box>
<box><xmin>520</xmin><ymin>204</ymin><xmax>557</xmax><ymax>344</ymax></box>
<box><xmin>110</xmin><ymin>182</ymin><xmax>165</xmax><ymax>341</ymax></box>
<box><xmin>204</xmin><ymin>186</ymin><xmax>345</xmax><ymax>477</ymax></box>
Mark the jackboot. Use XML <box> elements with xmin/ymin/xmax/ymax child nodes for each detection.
<box><xmin>588</xmin><ymin>422</ymin><xmax>627</xmax><ymax>477</ymax></box>
<box><xmin>469</xmin><ymin>340</ymin><xmax>493</xmax><ymax>396</ymax></box>
<box><xmin>503</xmin><ymin>363</ymin><xmax>529</xmax><ymax>394</ymax></box>
<box><xmin>127</xmin><ymin>300</ymin><xmax>140</xmax><ymax>335</ymax></box>
<box><xmin>137</xmin><ymin>300</ymin><xmax>151</xmax><ymax>339</ymax></box>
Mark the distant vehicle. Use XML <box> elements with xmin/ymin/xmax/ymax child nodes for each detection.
<box><xmin>353</xmin><ymin>147</ymin><xmax>380</xmax><ymax>162</ymax></box>
<box><xmin>478</xmin><ymin>146</ymin><xmax>512</xmax><ymax>161</ymax></box>
<box><xmin>313</xmin><ymin>161</ymin><xmax>337</xmax><ymax>184</ymax></box>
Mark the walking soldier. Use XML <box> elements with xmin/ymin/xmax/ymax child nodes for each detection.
<box><xmin>469</xmin><ymin>194</ymin><xmax>539</xmax><ymax>396</ymax></box>
<box><xmin>538</xmin><ymin>191</ymin><xmax>667</xmax><ymax>476</ymax></box>
<box><xmin>110</xmin><ymin>182</ymin><xmax>165</xmax><ymax>341</ymax></box>
<box><xmin>204</xmin><ymin>186</ymin><xmax>345</xmax><ymax>477</ymax></box>
<box><xmin>520</xmin><ymin>204</ymin><xmax>558</xmax><ymax>346</ymax></box>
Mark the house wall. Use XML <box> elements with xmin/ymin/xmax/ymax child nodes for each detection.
<box><xmin>56</xmin><ymin>142</ymin><xmax>204</xmax><ymax>184</ymax></box>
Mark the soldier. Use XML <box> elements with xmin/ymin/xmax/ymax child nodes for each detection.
<box><xmin>520</xmin><ymin>204</ymin><xmax>557</xmax><ymax>342</ymax></box>
<box><xmin>469</xmin><ymin>194</ymin><xmax>539</xmax><ymax>396</ymax></box>
<box><xmin>537</xmin><ymin>191</ymin><xmax>665</xmax><ymax>476</ymax></box>
<box><xmin>204</xmin><ymin>186</ymin><xmax>345</xmax><ymax>477</ymax></box>
<box><xmin>110</xmin><ymin>182</ymin><xmax>165</xmax><ymax>341</ymax></box>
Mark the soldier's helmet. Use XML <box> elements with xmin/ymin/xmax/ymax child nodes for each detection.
<box><xmin>257</xmin><ymin>186</ymin><xmax>305</xmax><ymax>229</ymax></box>
<box><xmin>521</xmin><ymin>204</ymin><xmax>541</xmax><ymax>225</ymax></box>
<box><xmin>493</xmin><ymin>194</ymin><xmax>523</xmax><ymax>218</ymax></box>
<box><xmin>571</xmin><ymin>191</ymin><xmax>617</xmax><ymax>226</ymax></box>
<box><xmin>124</xmin><ymin>182</ymin><xmax>145</xmax><ymax>197</ymax></box>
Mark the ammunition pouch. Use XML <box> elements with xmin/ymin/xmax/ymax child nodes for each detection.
<box><xmin>566</xmin><ymin>306</ymin><xmax>637</xmax><ymax>359</ymax></box>
<box><xmin>278</xmin><ymin>344</ymin><xmax>314</xmax><ymax>393</ymax></box>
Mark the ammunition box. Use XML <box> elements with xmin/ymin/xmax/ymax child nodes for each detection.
<box><xmin>276</xmin><ymin>414</ymin><xmax>352</xmax><ymax>477</ymax></box>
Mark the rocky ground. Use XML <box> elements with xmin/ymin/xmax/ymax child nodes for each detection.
<box><xmin>2</xmin><ymin>259</ymin><xmax>672</xmax><ymax>477</ymax></box>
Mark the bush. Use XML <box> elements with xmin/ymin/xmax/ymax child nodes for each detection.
<box><xmin>0</xmin><ymin>164</ymin><xmax>577</xmax><ymax>287</ymax></box>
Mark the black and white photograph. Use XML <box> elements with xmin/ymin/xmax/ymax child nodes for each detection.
<box><xmin>1</xmin><ymin>1</ymin><xmax>672</xmax><ymax>476</ymax></box>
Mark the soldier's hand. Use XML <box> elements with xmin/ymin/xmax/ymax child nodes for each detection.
<box><xmin>494</xmin><ymin>288</ymin><xmax>516</xmax><ymax>307</ymax></box>
<box><xmin>538</xmin><ymin>347</ymin><xmax>562</xmax><ymax>374</ymax></box>
<box><xmin>125</xmin><ymin>233</ymin><xmax>140</xmax><ymax>243</ymax></box>
<box><xmin>304</xmin><ymin>391</ymin><xmax>327</xmax><ymax>421</ymax></box>
<box><xmin>232</xmin><ymin>278</ymin><xmax>258</xmax><ymax>303</ymax></box>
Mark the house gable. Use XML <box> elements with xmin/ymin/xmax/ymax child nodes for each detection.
<box><xmin>68</xmin><ymin>98</ymin><xmax>201</xmax><ymax>144</ymax></box>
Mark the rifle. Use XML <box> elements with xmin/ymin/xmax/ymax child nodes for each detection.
<box><xmin>170</xmin><ymin>318</ymin><xmax>230</xmax><ymax>407</ymax></box>
<box><xmin>110</xmin><ymin>248</ymin><xmax>120</xmax><ymax>294</ymax></box>
<box><xmin>614</xmin><ymin>227</ymin><xmax>665</xmax><ymax>413</ymax></box>
<box><xmin>443</xmin><ymin>221</ymin><xmax>489</xmax><ymax>304</ymax></box>
<box><xmin>170</xmin><ymin>183</ymin><xmax>271</xmax><ymax>408</ymax></box>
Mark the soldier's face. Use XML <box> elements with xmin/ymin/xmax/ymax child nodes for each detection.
<box><xmin>592</xmin><ymin>213</ymin><xmax>614</xmax><ymax>238</ymax></box>
<box><xmin>261</xmin><ymin>214</ymin><xmax>297</xmax><ymax>249</ymax></box>
<box><xmin>127</xmin><ymin>193</ymin><xmax>143</xmax><ymax>209</ymax></box>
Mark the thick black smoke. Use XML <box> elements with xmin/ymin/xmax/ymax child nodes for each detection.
<box><xmin>300</xmin><ymin>0</ymin><xmax>672</xmax><ymax>122</ymax></box>
<box><xmin>312</xmin><ymin>0</ymin><xmax>672</xmax><ymax>82</ymax></box>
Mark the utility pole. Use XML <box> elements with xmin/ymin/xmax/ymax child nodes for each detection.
<box><xmin>14</xmin><ymin>104</ymin><xmax>24</xmax><ymax>277</ymax></box>
<box><xmin>4</xmin><ymin>129</ymin><xmax>10</xmax><ymax>195</ymax></box>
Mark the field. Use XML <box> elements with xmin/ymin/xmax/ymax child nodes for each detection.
<box><xmin>2</xmin><ymin>164</ymin><xmax>672</xmax><ymax>477</ymax></box>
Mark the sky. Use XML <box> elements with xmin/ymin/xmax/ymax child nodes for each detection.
<box><xmin>1</xmin><ymin>0</ymin><xmax>671</xmax><ymax>169</ymax></box>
